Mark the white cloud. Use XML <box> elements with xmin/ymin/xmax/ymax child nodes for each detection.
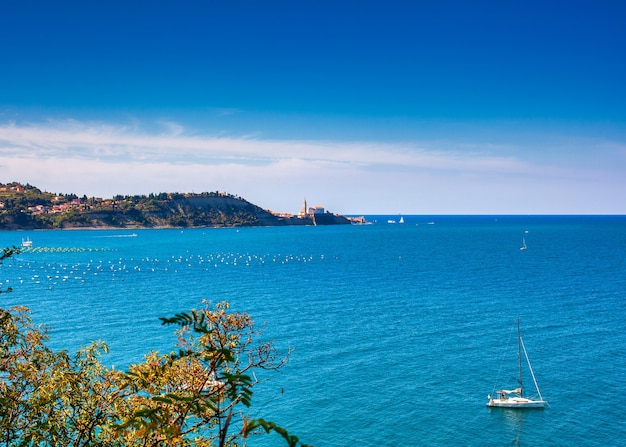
<box><xmin>0</xmin><ymin>119</ymin><xmax>624</xmax><ymax>214</ymax></box>
<box><xmin>0</xmin><ymin>120</ymin><xmax>531</xmax><ymax>170</ymax></box>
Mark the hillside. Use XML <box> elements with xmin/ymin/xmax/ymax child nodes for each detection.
<box><xmin>0</xmin><ymin>182</ymin><xmax>351</xmax><ymax>230</ymax></box>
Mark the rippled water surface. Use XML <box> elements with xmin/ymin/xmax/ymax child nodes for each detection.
<box><xmin>2</xmin><ymin>215</ymin><xmax>625</xmax><ymax>446</ymax></box>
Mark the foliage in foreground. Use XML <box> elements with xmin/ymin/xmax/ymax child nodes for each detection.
<box><xmin>0</xmin><ymin>252</ymin><xmax>311</xmax><ymax>447</ymax></box>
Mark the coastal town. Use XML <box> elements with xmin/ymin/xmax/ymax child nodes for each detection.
<box><xmin>1</xmin><ymin>183</ymin><xmax>91</xmax><ymax>216</ymax></box>
<box><xmin>0</xmin><ymin>182</ymin><xmax>362</xmax><ymax>229</ymax></box>
<box><xmin>0</xmin><ymin>182</ymin><xmax>243</xmax><ymax>217</ymax></box>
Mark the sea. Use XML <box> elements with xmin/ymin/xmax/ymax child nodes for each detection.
<box><xmin>1</xmin><ymin>215</ymin><xmax>625</xmax><ymax>447</ymax></box>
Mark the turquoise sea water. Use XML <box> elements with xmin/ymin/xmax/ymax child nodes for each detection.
<box><xmin>1</xmin><ymin>215</ymin><xmax>625</xmax><ymax>446</ymax></box>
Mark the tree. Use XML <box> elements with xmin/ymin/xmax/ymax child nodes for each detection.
<box><xmin>0</xmin><ymin>250</ymin><xmax>312</xmax><ymax>446</ymax></box>
<box><xmin>111</xmin><ymin>302</ymin><xmax>311</xmax><ymax>446</ymax></box>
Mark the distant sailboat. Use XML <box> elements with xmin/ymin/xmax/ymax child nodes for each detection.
<box><xmin>399</xmin><ymin>216</ymin><xmax>404</xmax><ymax>224</ymax></box>
<box><xmin>520</xmin><ymin>238</ymin><xmax>527</xmax><ymax>251</ymax></box>
<box><xmin>487</xmin><ymin>319</ymin><xmax>546</xmax><ymax>409</ymax></box>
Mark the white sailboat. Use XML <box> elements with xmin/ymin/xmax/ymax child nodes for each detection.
<box><xmin>519</xmin><ymin>237</ymin><xmax>527</xmax><ymax>251</ymax></box>
<box><xmin>487</xmin><ymin>319</ymin><xmax>546</xmax><ymax>409</ymax></box>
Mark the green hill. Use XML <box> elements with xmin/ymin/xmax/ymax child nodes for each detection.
<box><xmin>0</xmin><ymin>182</ymin><xmax>351</xmax><ymax>229</ymax></box>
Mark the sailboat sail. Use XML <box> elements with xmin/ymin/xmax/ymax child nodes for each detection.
<box><xmin>520</xmin><ymin>334</ymin><xmax>545</xmax><ymax>404</ymax></box>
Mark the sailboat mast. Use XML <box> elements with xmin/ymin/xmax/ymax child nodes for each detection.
<box><xmin>517</xmin><ymin>318</ymin><xmax>523</xmax><ymax>396</ymax></box>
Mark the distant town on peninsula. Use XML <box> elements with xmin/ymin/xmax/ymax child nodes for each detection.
<box><xmin>0</xmin><ymin>182</ymin><xmax>361</xmax><ymax>230</ymax></box>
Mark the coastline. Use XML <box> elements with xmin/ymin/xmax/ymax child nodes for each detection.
<box><xmin>0</xmin><ymin>183</ymin><xmax>355</xmax><ymax>230</ymax></box>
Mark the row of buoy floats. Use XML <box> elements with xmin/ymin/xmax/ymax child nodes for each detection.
<box><xmin>20</xmin><ymin>247</ymin><xmax>115</xmax><ymax>253</ymax></box>
<box><xmin>3</xmin><ymin>251</ymin><xmax>336</xmax><ymax>288</ymax></box>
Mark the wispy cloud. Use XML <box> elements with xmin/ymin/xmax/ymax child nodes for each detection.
<box><xmin>0</xmin><ymin>119</ymin><xmax>623</xmax><ymax>213</ymax></box>
<box><xmin>0</xmin><ymin>119</ymin><xmax>532</xmax><ymax>170</ymax></box>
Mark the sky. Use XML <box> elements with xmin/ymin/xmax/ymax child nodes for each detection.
<box><xmin>1</xmin><ymin>0</ymin><xmax>625</xmax><ymax>214</ymax></box>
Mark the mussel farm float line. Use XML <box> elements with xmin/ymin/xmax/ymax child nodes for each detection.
<box><xmin>20</xmin><ymin>247</ymin><xmax>116</xmax><ymax>254</ymax></box>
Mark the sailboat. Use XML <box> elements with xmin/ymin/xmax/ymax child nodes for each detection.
<box><xmin>487</xmin><ymin>319</ymin><xmax>546</xmax><ymax>409</ymax></box>
<box><xmin>519</xmin><ymin>238</ymin><xmax>527</xmax><ymax>251</ymax></box>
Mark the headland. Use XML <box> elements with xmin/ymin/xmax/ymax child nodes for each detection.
<box><xmin>0</xmin><ymin>182</ymin><xmax>355</xmax><ymax>230</ymax></box>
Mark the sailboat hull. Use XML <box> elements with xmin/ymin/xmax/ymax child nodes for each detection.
<box><xmin>487</xmin><ymin>397</ymin><xmax>545</xmax><ymax>409</ymax></box>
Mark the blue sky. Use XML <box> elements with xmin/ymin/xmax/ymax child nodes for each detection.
<box><xmin>1</xmin><ymin>1</ymin><xmax>625</xmax><ymax>214</ymax></box>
